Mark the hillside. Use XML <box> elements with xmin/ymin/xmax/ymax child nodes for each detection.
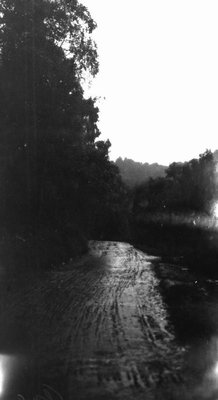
<box><xmin>115</xmin><ymin>157</ymin><xmax>166</xmax><ymax>187</ymax></box>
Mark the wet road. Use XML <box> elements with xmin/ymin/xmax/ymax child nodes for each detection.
<box><xmin>1</xmin><ymin>241</ymin><xmax>218</xmax><ymax>399</ymax></box>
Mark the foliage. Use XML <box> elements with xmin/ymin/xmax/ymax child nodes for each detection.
<box><xmin>165</xmin><ymin>150</ymin><xmax>216</xmax><ymax>213</ymax></box>
<box><xmin>0</xmin><ymin>0</ymin><xmax>128</xmax><ymax>266</ymax></box>
<box><xmin>132</xmin><ymin>150</ymin><xmax>217</xmax><ymax>217</ymax></box>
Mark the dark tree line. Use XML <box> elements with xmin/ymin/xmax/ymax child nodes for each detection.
<box><xmin>133</xmin><ymin>150</ymin><xmax>217</xmax><ymax>218</ymax></box>
<box><xmin>0</xmin><ymin>0</ymin><xmax>128</xmax><ymax>267</ymax></box>
<box><xmin>130</xmin><ymin>151</ymin><xmax>218</xmax><ymax>276</ymax></box>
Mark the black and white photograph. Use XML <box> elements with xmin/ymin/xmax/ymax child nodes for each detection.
<box><xmin>0</xmin><ymin>0</ymin><xmax>218</xmax><ymax>399</ymax></box>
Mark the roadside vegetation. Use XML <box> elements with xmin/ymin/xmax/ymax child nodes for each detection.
<box><xmin>129</xmin><ymin>150</ymin><xmax>218</xmax><ymax>276</ymax></box>
<box><xmin>0</xmin><ymin>1</ymin><xmax>217</xmax><ymax>275</ymax></box>
<box><xmin>0</xmin><ymin>0</ymin><xmax>129</xmax><ymax>270</ymax></box>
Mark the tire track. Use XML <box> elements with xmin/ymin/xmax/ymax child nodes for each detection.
<box><xmin>0</xmin><ymin>241</ymin><xmax>186</xmax><ymax>399</ymax></box>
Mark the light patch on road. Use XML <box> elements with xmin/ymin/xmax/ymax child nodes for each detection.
<box><xmin>213</xmin><ymin>361</ymin><xmax>218</xmax><ymax>377</ymax></box>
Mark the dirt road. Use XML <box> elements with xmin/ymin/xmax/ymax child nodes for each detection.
<box><xmin>0</xmin><ymin>241</ymin><xmax>190</xmax><ymax>399</ymax></box>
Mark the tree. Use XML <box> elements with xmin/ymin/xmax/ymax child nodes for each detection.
<box><xmin>0</xmin><ymin>0</ymin><xmax>128</xmax><ymax>264</ymax></box>
<box><xmin>163</xmin><ymin>150</ymin><xmax>216</xmax><ymax>213</ymax></box>
<box><xmin>132</xmin><ymin>150</ymin><xmax>217</xmax><ymax>221</ymax></box>
<box><xmin>0</xmin><ymin>0</ymin><xmax>100</xmax><ymax>224</ymax></box>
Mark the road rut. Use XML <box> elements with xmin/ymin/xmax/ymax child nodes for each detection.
<box><xmin>0</xmin><ymin>241</ymin><xmax>186</xmax><ymax>399</ymax></box>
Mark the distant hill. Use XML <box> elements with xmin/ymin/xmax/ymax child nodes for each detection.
<box><xmin>115</xmin><ymin>157</ymin><xmax>166</xmax><ymax>188</ymax></box>
<box><xmin>116</xmin><ymin>151</ymin><xmax>218</xmax><ymax>188</ymax></box>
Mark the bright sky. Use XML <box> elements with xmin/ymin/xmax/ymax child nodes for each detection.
<box><xmin>82</xmin><ymin>0</ymin><xmax>218</xmax><ymax>166</ymax></box>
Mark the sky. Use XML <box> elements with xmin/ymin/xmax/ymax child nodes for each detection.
<box><xmin>82</xmin><ymin>0</ymin><xmax>218</xmax><ymax>166</ymax></box>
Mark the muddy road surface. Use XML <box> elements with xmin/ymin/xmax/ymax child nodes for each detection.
<box><xmin>1</xmin><ymin>241</ymin><xmax>218</xmax><ymax>399</ymax></box>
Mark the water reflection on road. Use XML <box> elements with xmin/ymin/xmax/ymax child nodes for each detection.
<box><xmin>0</xmin><ymin>355</ymin><xmax>10</xmax><ymax>397</ymax></box>
<box><xmin>0</xmin><ymin>354</ymin><xmax>26</xmax><ymax>399</ymax></box>
<box><xmin>1</xmin><ymin>241</ymin><xmax>218</xmax><ymax>399</ymax></box>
